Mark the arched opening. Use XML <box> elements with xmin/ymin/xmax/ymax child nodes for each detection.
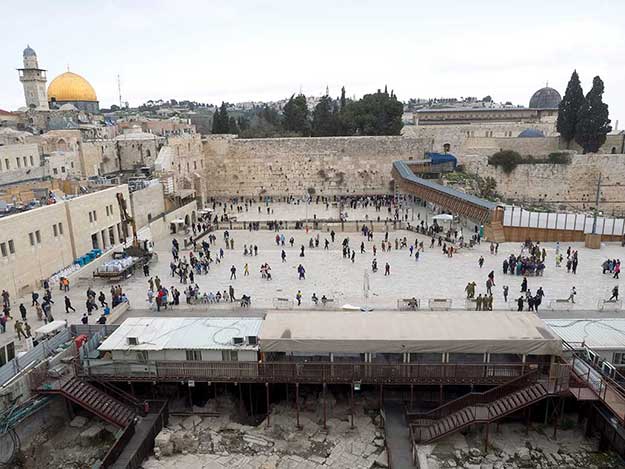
<box><xmin>57</xmin><ymin>138</ymin><xmax>67</xmax><ymax>151</ymax></box>
<box><xmin>184</xmin><ymin>214</ymin><xmax>190</xmax><ymax>225</ymax></box>
<box><xmin>611</xmin><ymin>147</ymin><xmax>617</xmax><ymax>154</ymax></box>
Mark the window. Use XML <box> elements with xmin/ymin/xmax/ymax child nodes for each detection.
<box><xmin>23</xmin><ymin>156</ymin><xmax>27</xmax><ymax>167</ymax></box>
<box><xmin>186</xmin><ymin>350</ymin><xmax>202</xmax><ymax>361</ymax></box>
<box><xmin>136</xmin><ymin>351</ymin><xmax>149</xmax><ymax>362</ymax></box>
<box><xmin>89</xmin><ymin>212</ymin><xmax>93</xmax><ymax>223</ymax></box>
<box><xmin>16</xmin><ymin>158</ymin><xmax>21</xmax><ymax>169</ymax></box>
<box><xmin>53</xmin><ymin>224</ymin><xmax>58</xmax><ymax>237</ymax></box>
<box><xmin>105</xmin><ymin>206</ymin><xmax>109</xmax><ymax>216</ymax></box>
<box><xmin>70</xmin><ymin>162</ymin><xmax>74</xmax><ymax>168</ymax></box>
<box><xmin>35</xmin><ymin>230</ymin><xmax>41</xmax><ymax>243</ymax></box>
<box><xmin>58</xmin><ymin>222</ymin><xmax>63</xmax><ymax>235</ymax></box>
<box><xmin>0</xmin><ymin>243</ymin><xmax>6</xmax><ymax>257</ymax></box>
<box><xmin>0</xmin><ymin>347</ymin><xmax>5</xmax><ymax>367</ymax></box>
<box><xmin>53</xmin><ymin>168</ymin><xmax>58</xmax><ymax>175</ymax></box>
<box><xmin>613</xmin><ymin>353</ymin><xmax>625</xmax><ymax>365</ymax></box>
<box><xmin>6</xmin><ymin>342</ymin><xmax>14</xmax><ymax>361</ymax></box>
<box><xmin>194</xmin><ymin>161</ymin><xmax>197</xmax><ymax>170</ymax></box>
<box><xmin>61</xmin><ymin>166</ymin><xmax>66</xmax><ymax>173</ymax></box>
<box><xmin>29</xmin><ymin>155</ymin><xmax>34</xmax><ymax>166</ymax></box>
<box><xmin>222</xmin><ymin>350</ymin><xmax>238</xmax><ymax>362</ymax></box>
<box><xmin>93</xmin><ymin>210</ymin><xmax>97</xmax><ymax>221</ymax></box>
<box><xmin>8</xmin><ymin>240</ymin><xmax>14</xmax><ymax>254</ymax></box>
<box><xmin>4</xmin><ymin>159</ymin><xmax>9</xmax><ymax>170</ymax></box>
<box><xmin>29</xmin><ymin>232</ymin><xmax>35</xmax><ymax>246</ymax></box>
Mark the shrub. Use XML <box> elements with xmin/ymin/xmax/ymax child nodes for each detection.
<box><xmin>547</xmin><ymin>152</ymin><xmax>572</xmax><ymax>164</ymax></box>
<box><xmin>488</xmin><ymin>150</ymin><xmax>523</xmax><ymax>174</ymax></box>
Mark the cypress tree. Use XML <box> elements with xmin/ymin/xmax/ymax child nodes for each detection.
<box><xmin>557</xmin><ymin>70</ymin><xmax>585</xmax><ymax>146</ymax></box>
<box><xmin>575</xmin><ymin>76</ymin><xmax>612</xmax><ymax>153</ymax></box>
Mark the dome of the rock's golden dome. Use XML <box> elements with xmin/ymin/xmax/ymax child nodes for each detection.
<box><xmin>48</xmin><ymin>71</ymin><xmax>97</xmax><ymax>102</ymax></box>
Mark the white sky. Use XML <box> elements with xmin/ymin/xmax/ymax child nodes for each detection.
<box><xmin>0</xmin><ymin>0</ymin><xmax>623</xmax><ymax>124</ymax></box>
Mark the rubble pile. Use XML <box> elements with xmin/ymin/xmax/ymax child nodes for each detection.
<box><xmin>146</xmin><ymin>397</ymin><xmax>388</xmax><ymax>469</ymax></box>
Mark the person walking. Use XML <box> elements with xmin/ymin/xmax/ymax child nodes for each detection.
<box><xmin>229</xmin><ymin>285</ymin><xmax>235</xmax><ymax>302</ymax></box>
<box><xmin>609</xmin><ymin>286</ymin><xmax>619</xmax><ymax>301</ymax></box>
<box><xmin>14</xmin><ymin>320</ymin><xmax>25</xmax><ymax>340</ymax></box>
<box><xmin>98</xmin><ymin>292</ymin><xmax>108</xmax><ymax>308</ymax></box>
<box><xmin>65</xmin><ymin>296</ymin><xmax>76</xmax><ymax>313</ymax></box>
<box><xmin>19</xmin><ymin>303</ymin><xmax>27</xmax><ymax>321</ymax></box>
<box><xmin>503</xmin><ymin>285</ymin><xmax>509</xmax><ymax>302</ymax></box>
<box><xmin>384</xmin><ymin>263</ymin><xmax>391</xmax><ymax>276</ymax></box>
<box><xmin>478</xmin><ymin>256</ymin><xmax>484</xmax><ymax>268</ymax></box>
<box><xmin>81</xmin><ymin>314</ymin><xmax>88</xmax><ymax>325</ymax></box>
<box><xmin>244</xmin><ymin>263</ymin><xmax>249</xmax><ymax>276</ymax></box>
<box><xmin>475</xmin><ymin>294</ymin><xmax>483</xmax><ymax>311</ymax></box>
<box><xmin>567</xmin><ymin>287</ymin><xmax>577</xmax><ymax>303</ymax></box>
<box><xmin>295</xmin><ymin>290</ymin><xmax>302</xmax><ymax>306</ymax></box>
<box><xmin>230</xmin><ymin>265</ymin><xmax>237</xmax><ymax>280</ymax></box>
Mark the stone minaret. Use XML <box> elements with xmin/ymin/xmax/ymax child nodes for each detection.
<box><xmin>18</xmin><ymin>45</ymin><xmax>49</xmax><ymax>110</ymax></box>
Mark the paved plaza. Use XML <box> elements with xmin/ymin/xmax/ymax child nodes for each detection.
<box><xmin>4</xmin><ymin>202</ymin><xmax>623</xmax><ymax>351</ymax></box>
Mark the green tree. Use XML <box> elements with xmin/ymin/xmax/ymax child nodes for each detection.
<box><xmin>312</xmin><ymin>95</ymin><xmax>339</xmax><ymax>136</ymax></box>
<box><xmin>283</xmin><ymin>94</ymin><xmax>310</xmax><ymax>136</ymax></box>
<box><xmin>228</xmin><ymin>116</ymin><xmax>239</xmax><ymax>135</ymax></box>
<box><xmin>349</xmin><ymin>88</ymin><xmax>403</xmax><ymax>135</ymax></box>
<box><xmin>575</xmin><ymin>76</ymin><xmax>612</xmax><ymax>153</ymax></box>
<box><xmin>211</xmin><ymin>102</ymin><xmax>230</xmax><ymax>134</ymax></box>
<box><xmin>557</xmin><ymin>70</ymin><xmax>585</xmax><ymax>146</ymax></box>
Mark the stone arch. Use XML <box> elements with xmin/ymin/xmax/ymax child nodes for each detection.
<box><xmin>57</xmin><ymin>138</ymin><xmax>68</xmax><ymax>151</ymax></box>
<box><xmin>611</xmin><ymin>147</ymin><xmax>617</xmax><ymax>154</ymax></box>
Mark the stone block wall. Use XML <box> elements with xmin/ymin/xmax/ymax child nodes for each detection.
<box><xmin>202</xmin><ymin>135</ymin><xmax>429</xmax><ymax>197</ymax></box>
<box><xmin>461</xmin><ymin>153</ymin><xmax>625</xmax><ymax>212</ymax></box>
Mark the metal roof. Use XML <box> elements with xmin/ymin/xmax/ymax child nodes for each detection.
<box><xmin>393</xmin><ymin>160</ymin><xmax>498</xmax><ymax>210</ymax></box>
<box><xmin>98</xmin><ymin>317</ymin><xmax>262</xmax><ymax>352</ymax></box>
<box><xmin>545</xmin><ymin>319</ymin><xmax>625</xmax><ymax>350</ymax></box>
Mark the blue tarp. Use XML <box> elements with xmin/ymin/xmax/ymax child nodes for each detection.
<box><xmin>425</xmin><ymin>152</ymin><xmax>457</xmax><ymax>167</ymax></box>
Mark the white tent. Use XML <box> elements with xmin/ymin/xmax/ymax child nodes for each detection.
<box><xmin>170</xmin><ymin>218</ymin><xmax>185</xmax><ymax>225</ymax></box>
<box><xmin>432</xmin><ymin>213</ymin><xmax>454</xmax><ymax>221</ymax></box>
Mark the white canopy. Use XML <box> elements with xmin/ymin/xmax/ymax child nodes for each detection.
<box><xmin>432</xmin><ymin>214</ymin><xmax>454</xmax><ymax>221</ymax></box>
<box><xmin>170</xmin><ymin>218</ymin><xmax>185</xmax><ymax>225</ymax></box>
<box><xmin>260</xmin><ymin>311</ymin><xmax>561</xmax><ymax>356</ymax></box>
<box><xmin>34</xmin><ymin>320</ymin><xmax>67</xmax><ymax>337</ymax></box>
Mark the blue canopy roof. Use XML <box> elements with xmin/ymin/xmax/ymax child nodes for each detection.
<box><xmin>425</xmin><ymin>152</ymin><xmax>457</xmax><ymax>167</ymax></box>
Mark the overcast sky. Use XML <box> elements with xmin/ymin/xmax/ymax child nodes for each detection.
<box><xmin>1</xmin><ymin>0</ymin><xmax>623</xmax><ymax>124</ymax></box>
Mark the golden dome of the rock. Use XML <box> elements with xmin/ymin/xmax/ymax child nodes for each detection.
<box><xmin>47</xmin><ymin>71</ymin><xmax>97</xmax><ymax>102</ymax></box>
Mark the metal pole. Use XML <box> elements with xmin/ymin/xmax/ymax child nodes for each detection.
<box><xmin>296</xmin><ymin>383</ymin><xmax>301</xmax><ymax>430</ymax></box>
<box><xmin>350</xmin><ymin>383</ymin><xmax>355</xmax><ymax>429</ymax></box>
<box><xmin>323</xmin><ymin>383</ymin><xmax>327</xmax><ymax>430</ymax></box>
<box><xmin>265</xmin><ymin>383</ymin><xmax>270</xmax><ymax>427</ymax></box>
<box><xmin>592</xmin><ymin>175</ymin><xmax>602</xmax><ymax>234</ymax></box>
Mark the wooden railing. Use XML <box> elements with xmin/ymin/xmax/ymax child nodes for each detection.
<box><xmin>81</xmin><ymin>359</ymin><xmax>537</xmax><ymax>385</ymax></box>
<box><xmin>407</xmin><ymin>369</ymin><xmax>542</xmax><ymax>423</ymax></box>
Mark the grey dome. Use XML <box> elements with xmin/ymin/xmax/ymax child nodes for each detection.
<box><xmin>518</xmin><ymin>128</ymin><xmax>545</xmax><ymax>138</ymax></box>
<box><xmin>23</xmin><ymin>45</ymin><xmax>36</xmax><ymax>57</ymax></box>
<box><xmin>529</xmin><ymin>87</ymin><xmax>561</xmax><ymax>109</ymax></box>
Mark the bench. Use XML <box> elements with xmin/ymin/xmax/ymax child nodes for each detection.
<box><xmin>397</xmin><ymin>299</ymin><xmax>420</xmax><ymax>311</ymax></box>
<box><xmin>598</xmin><ymin>300</ymin><xmax>622</xmax><ymax>312</ymax></box>
<box><xmin>273</xmin><ymin>297</ymin><xmax>293</xmax><ymax>309</ymax></box>
<box><xmin>428</xmin><ymin>298</ymin><xmax>452</xmax><ymax>311</ymax></box>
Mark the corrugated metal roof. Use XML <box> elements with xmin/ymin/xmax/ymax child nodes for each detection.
<box><xmin>545</xmin><ymin>319</ymin><xmax>625</xmax><ymax>350</ymax></box>
<box><xmin>98</xmin><ymin>317</ymin><xmax>262</xmax><ymax>352</ymax></box>
<box><xmin>393</xmin><ymin>160</ymin><xmax>498</xmax><ymax>210</ymax></box>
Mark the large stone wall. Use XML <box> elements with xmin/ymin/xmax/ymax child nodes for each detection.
<box><xmin>461</xmin><ymin>153</ymin><xmax>625</xmax><ymax>213</ymax></box>
<box><xmin>202</xmin><ymin>135</ymin><xmax>429</xmax><ymax>197</ymax></box>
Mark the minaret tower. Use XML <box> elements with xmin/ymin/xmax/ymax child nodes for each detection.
<box><xmin>17</xmin><ymin>45</ymin><xmax>49</xmax><ymax>110</ymax></box>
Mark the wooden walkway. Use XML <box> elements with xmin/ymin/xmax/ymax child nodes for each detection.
<box><xmin>384</xmin><ymin>400</ymin><xmax>414</xmax><ymax>469</ymax></box>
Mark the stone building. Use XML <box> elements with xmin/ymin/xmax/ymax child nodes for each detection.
<box><xmin>17</xmin><ymin>46</ymin><xmax>49</xmax><ymax>110</ymax></box>
<box><xmin>0</xmin><ymin>185</ymin><xmax>129</xmax><ymax>298</ymax></box>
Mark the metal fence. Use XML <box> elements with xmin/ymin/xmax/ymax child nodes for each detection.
<box><xmin>503</xmin><ymin>206</ymin><xmax>625</xmax><ymax>236</ymax></box>
<box><xmin>73</xmin><ymin>325</ymin><xmax>120</xmax><ymax>360</ymax></box>
<box><xmin>0</xmin><ymin>328</ymin><xmax>72</xmax><ymax>387</ymax></box>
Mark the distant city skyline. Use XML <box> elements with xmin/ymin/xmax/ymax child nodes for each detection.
<box><xmin>1</xmin><ymin>0</ymin><xmax>623</xmax><ymax>125</ymax></box>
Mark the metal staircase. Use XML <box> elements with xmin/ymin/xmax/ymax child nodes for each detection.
<box><xmin>38</xmin><ymin>377</ymin><xmax>136</xmax><ymax>428</ymax></box>
<box><xmin>408</xmin><ymin>372</ymin><xmax>552</xmax><ymax>444</ymax></box>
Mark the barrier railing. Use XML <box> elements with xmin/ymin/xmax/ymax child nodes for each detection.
<box><xmin>80</xmin><ymin>360</ymin><xmax>535</xmax><ymax>385</ymax></box>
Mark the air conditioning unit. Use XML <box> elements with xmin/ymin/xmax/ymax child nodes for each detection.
<box><xmin>127</xmin><ymin>337</ymin><xmax>139</xmax><ymax>346</ymax></box>
<box><xmin>247</xmin><ymin>336</ymin><xmax>258</xmax><ymax>346</ymax></box>
<box><xmin>232</xmin><ymin>337</ymin><xmax>244</xmax><ymax>346</ymax></box>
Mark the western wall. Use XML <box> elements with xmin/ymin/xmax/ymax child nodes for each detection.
<box><xmin>202</xmin><ymin>135</ymin><xmax>429</xmax><ymax>197</ymax></box>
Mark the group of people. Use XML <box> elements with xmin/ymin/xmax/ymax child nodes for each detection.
<box><xmin>602</xmin><ymin>259</ymin><xmax>621</xmax><ymax>278</ymax></box>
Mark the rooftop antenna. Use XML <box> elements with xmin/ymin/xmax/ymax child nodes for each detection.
<box><xmin>117</xmin><ymin>74</ymin><xmax>123</xmax><ymax>108</ymax></box>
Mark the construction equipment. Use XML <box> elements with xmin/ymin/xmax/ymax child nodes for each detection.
<box><xmin>115</xmin><ymin>192</ymin><xmax>153</xmax><ymax>262</ymax></box>
<box><xmin>116</xmin><ymin>192</ymin><xmax>138</xmax><ymax>248</ymax></box>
